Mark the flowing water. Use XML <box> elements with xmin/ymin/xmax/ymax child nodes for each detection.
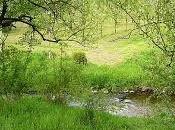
<box><xmin>25</xmin><ymin>91</ymin><xmax>175</xmax><ymax>117</ymax></box>
<box><xmin>68</xmin><ymin>94</ymin><xmax>153</xmax><ymax>117</ymax></box>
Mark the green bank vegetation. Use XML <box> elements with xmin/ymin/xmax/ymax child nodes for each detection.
<box><xmin>1</xmin><ymin>0</ymin><xmax>175</xmax><ymax>129</ymax></box>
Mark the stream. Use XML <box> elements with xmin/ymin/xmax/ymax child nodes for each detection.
<box><xmin>68</xmin><ymin>94</ymin><xmax>152</xmax><ymax>117</ymax></box>
<box><xmin>24</xmin><ymin>89</ymin><xmax>175</xmax><ymax>117</ymax></box>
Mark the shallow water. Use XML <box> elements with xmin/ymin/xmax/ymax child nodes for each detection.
<box><xmin>105</xmin><ymin>97</ymin><xmax>151</xmax><ymax>117</ymax></box>
<box><xmin>68</xmin><ymin>94</ymin><xmax>152</xmax><ymax>117</ymax></box>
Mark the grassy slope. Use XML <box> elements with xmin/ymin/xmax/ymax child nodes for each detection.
<box><xmin>0</xmin><ymin>97</ymin><xmax>175</xmax><ymax>130</ymax></box>
<box><xmin>6</xmin><ymin>21</ymin><xmax>150</xmax><ymax>66</ymax></box>
<box><xmin>5</xmin><ymin>21</ymin><xmax>167</xmax><ymax>90</ymax></box>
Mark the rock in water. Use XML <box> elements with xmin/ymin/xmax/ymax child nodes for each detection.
<box><xmin>116</xmin><ymin>93</ymin><xmax>128</xmax><ymax>102</ymax></box>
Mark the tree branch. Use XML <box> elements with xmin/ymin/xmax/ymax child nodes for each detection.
<box><xmin>0</xmin><ymin>0</ymin><xmax>8</xmax><ymax>26</ymax></box>
<box><xmin>3</xmin><ymin>17</ymin><xmax>61</xmax><ymax>43</ymax></box>
<box><xmin>118</xmin><ymin>3</ymin><xmax>167</xmax><ymax>53</ymax></box>
<box><xmin>27</xmin><ymin>0</ymin><xmax>49</xmax><ymax>11</ymax></box>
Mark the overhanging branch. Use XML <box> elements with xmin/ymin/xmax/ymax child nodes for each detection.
<box><xmin>3</xmin><ymin>17</ymin><xmax>61</xmax><ymax>43</ymax></box>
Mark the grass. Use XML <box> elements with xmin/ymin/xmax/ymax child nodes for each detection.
<box><xmin>81</xmin><ymin>47</ymin><xmax>175</xmax><ymax>90</ymax></box>
<box><xmin>6</xmin><ymin>21</ymin><xmax>150</xmax><ymax>66</ymax></box>
<box><xmin>1</xmin><ymin>20</ymin><xmax>175</xmax><ymax>130</ymax></box>
<box><xmin>81</xmin><ymin>58</ymin><xmax>145</xmax><ymax>90</ymax></box>
<box><xmin>0</xmin><ymin>45</ymin><xmax>170</xmax><ymax>96</ymax></box>
<box><xmin>86</xmin><ymin>35</ymin><xmax>149</xmax><ymax>65</ymax></box>
<box><xmin>0</xmin><ymin>97</ymin><xmax>175</xmax><ymax>130</ymax></box>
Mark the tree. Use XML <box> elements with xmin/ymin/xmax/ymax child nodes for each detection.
<box><xmin>106</xmin><ymin>1</ymin><xmax>121</xmax><ymax>34</ymax></box>
<box><xmin>0</xmin><ymin>0</ymin><xmax>98</xmax><ymax>45</ymax></box>
<box><xmin>0</xmin><ymin>0</ymin><xmax>100</xmax><ymax>98</ymax></box>
<box><xmin>108</xmin><ymin>0</ymin><xmax>175</xmax><ymax>66</ymax></box>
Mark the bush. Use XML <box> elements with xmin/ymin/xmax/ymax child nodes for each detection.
<box><xmin>0</xmin><ymin>47</ymin><xmax>84</xmax><ymax>100</ymax></box>
<box><xmin>2</xmin><ymin>26</ymin><xmax>12</xmax><ymax>33</ymax></box>
<box><xmin>73</xmin><ymin>52</ymin><xmax>87</xmax><ymax>65</ymax></box>
<box><xmin>0</xmin><ymin>46</ymin><xmax>31</xmax><ymax>96</ymax></box>
<box><xmin>23</xmin><ymin>54</ymin><xmax>84</xmax><ymax>101</ymax></box>
<box><xmin>137</xmin><ymin>50</ymin><xmax>175</xmax><ymax>90</ymax></box>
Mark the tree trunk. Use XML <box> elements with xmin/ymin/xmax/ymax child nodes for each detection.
<box><xmin>125</xmin><ymin>15</ymin><xmax>128</xmax><ymax>31</ymax></box>
<box><xmin>100</xmin><ymin>23</ymin><xmax>103</xmax><ymax>37</ymax></box>
<box><xmin>114</xmin><ymin>19</ymin><xmax>117</xmax><ymax>34</ymax></box>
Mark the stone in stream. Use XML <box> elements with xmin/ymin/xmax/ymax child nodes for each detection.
<box><xmin>129</xmin><ymin>90</ymin><xmax>135</xmax><ymax>93</ymax></box>
<box><xmin>141</xmin><ymin>87</ymin><xmax>154</xmax><ymax>95</ymax></box>
<box><xmin>116</xmin><ymin>93</ymin><xmax>129</xmax><ymax>102</ymax></box>
<box><xmin>124</xmin><ymin>99</ymin><xmax>132</xmax><ymax>104</ymax></box>
<box><xmin>69</xmin><ymin>101</ymin><xmax>83</xmax><ymax>107</ymax></box>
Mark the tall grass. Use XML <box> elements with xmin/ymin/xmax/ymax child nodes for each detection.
<box><xmin>81</xmin><ymin>62</ymin><xmax>144</xmax><ymax>90</ymax></box>
<box><xmin>0</xmin><ymin>97</ymin><xmax>175</xmax><ymax>130</ymax></box>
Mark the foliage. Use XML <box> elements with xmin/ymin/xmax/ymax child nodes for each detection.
<box><xmin>136</xmin><ymin>50</ymin><xmax>175</xmax><ymax>90</ymax></box>
<box><xmin>1</xmin><ymin>1</ymin><xmax>175</xmax><ymax>129</ymax></box>
<box><xmin>79</xmin><ymin>49</ymin><xmax>175</xmax><ymax>91</ymax></box>
<box><xmin>0</xmin><ymin>46</ymin><xmax>31</xmax><ymax>95</ymax></box>
<box><xmin>107</xmin><ymin>0</ymin><xmax>175</xmax><ymax>63</ymax></box>
<box><xmin>73</xmin><ymin>52</ymin><xmax>87</xmax><ymax>65</ymax></box>
<box><xmin>0</xmin><ymin>0</ymin><xmax>100</xmax><ymax>45</ymax></box>
<box><xmin>0</xmin><ymin>47</ymin><xmax>84</xmax><ymax>98</ymax></box>
<box><xmin>1</xmin><ymin>46</ymin><xmax>175</xmax><ymax>97</ymax></box>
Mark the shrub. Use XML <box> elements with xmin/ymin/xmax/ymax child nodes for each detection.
<box><xmin>0</xmin><ymin>47</ymin><xmax>84</xmax><ymax>100</ymax></box>
<box><xmin>137</xmin><ymin>50</ymin><xmax>175</xmax><ymax>89</ymax></box>
<box><xmin>73</xmin><ymin>52</ymin><xmax>87</xmax><ymax>65</ymax></box>
<box><xmin>2</xmin><ymin>26</ymin><xmax>12</xmax><ymax>33</ymax></box>
<box><xmin>0</xmin><ymin>46</ymin><xmax>31</xmax><ymax>96</ymax></box>
<box><xmin>24</xmin><ymin>55</ymin><xmax>84</xmax><ymax>102</ymax></box>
